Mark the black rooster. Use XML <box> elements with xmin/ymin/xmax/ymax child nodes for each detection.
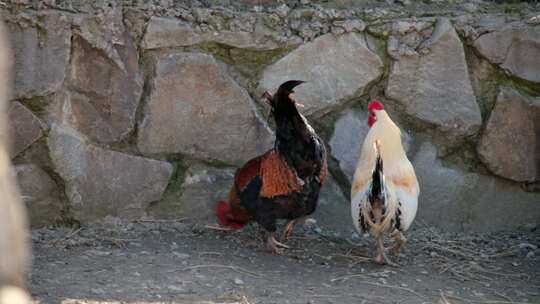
<box><xmin>216</xmin><ymin>80</ymin><xmax>327</xmax><ymax>253</ymax></box>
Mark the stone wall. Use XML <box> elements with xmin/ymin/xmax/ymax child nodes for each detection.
<box><xmin>3</xmin><ymin>0</ymin><xmax>540</xmax><ymax>235</ymax></box>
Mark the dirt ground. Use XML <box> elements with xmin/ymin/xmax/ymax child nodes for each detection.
<box><xmin>29</xmin><ymin>219</ymin><xmax>540</xmax><ymax>304</ymax></box>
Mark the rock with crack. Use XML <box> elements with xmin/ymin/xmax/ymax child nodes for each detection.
<box><xmin>414</xmin><ymin>142</ymin><xmax>540</xmax><ymax>232</ymax></box>
<box><xmin>54</xmin><ymin>8</ymin><xmax>143</xmax><ymax>144</ymax></box>
<box><xmin>150</xmin><ymin>164</ymin><xmax>235</xmax><ymax>221</ymax></box>
<box><xmin>313</xmin><ymin>175</ymin><xmax>354</xmax><ymax>238</ymax></box>
<box><xmin>258</xmin><ymin>33</ymin><xmax>383</xmax><ymax>116</ymax></box>
<box><xmin>48</xmin><ymin>124</ymin><xmax>173</xmax><ymax>223</ymax></box>
<box><xmin>477</xmin><ymin>87</ymin><xmax>540</xmax><ymax>182</ymax></box>
<box><xmin>386</xmin><ymin>18</ymin><xmax>481</xmax><ymax>140</ymax></box>
<box><xmin>474</xmin><ymin>23</ymin><xmax>540</xmax><ymax>83</ymax></box>
<box><xmin>141</xmin><ymin>16</ymin><xmax>299</xmax><ymax>50</ymax></box>
<box><xmin>8</xmin><ymin>102</ymin><xmax>44</xmax><ymax>158</ymax></box>
<box><xmin>6</xmin><ymin>11</ymin><xmax>71</xmax><ymax>99</ymax></box>
<box><xmin>137</xmin><ymin>52</ymin><xmax>273</xmax><ymax>166</ymax></box>
<box><xmin>14</xmin><ymin>164</ymin><xmax>63</xmax><ymax>227</ymax></box>
<box><xmin>329</xmin><ymin>109</ymin><xmax>369</xmax><ymax>181</ymax></box>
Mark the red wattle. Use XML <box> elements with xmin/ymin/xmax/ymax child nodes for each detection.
<box><xmin>368</xmin><ymin>115</ymin><xmax>376</xmax><ymax>127</ymax></box>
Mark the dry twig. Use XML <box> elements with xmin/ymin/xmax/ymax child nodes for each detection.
<box><xmin>205</xmin><ymin>224</ymin><xmax>234</xmax><ymax>231</ymax></box>
<box><xmin>439</xmin><ymin>291</ymin><xmax>452</xmax><ymax>304</ymax></box>
<box><xmin>198</xmin><ymin>251</ymin><xmax>224</xmax><ymax>256</ymax></box>
<box><xmin>331</xmin><ymin>273</ymin><xmax>368</xmax><ymax>282</ymax></box>
<box><xmin>330</xmin><ymin>275</ymin><xmax>426</xmax><ymax>299</ymax></box>
<box><xmin>133</xmin><ymin>218</ymin><xmax>186</xmax><ymax>223</ymax></box>
<box><xmin>444</xmin><ymin>292</ymin><xmax>531</xmax><ymax>304</ymax></box>
<box><xmin>181</xmin><ymin>264</ymin><xmax>261</xmax><ymax>278</ymax></box>
<box><xmin>47</xmin><ymin>227</ymin><xmax>82</xmax><ymax>247</ymax></box>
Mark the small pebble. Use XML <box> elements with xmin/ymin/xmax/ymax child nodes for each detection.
<box><xmin>462</xmin><ymin>3</ymin><xmax>478</xmax><ymax>13</ymax></box>
<box><xmin>172</xmin><ymin>252</ymin><xmax>190</xmax><ymax>259</ymax></box>
<box><xmin>234</xmin><ymin>278</ymin><xmax>244</xmax><ymax>285</ymax></box>
<box><xmin>305</xmin><ymin>218</ymin><xmax>317</xmax><ymax>225</ymax></box>
<box><xmin>473</xmin><ymin>291</ymin><xmax>485</xmax><ymax>297</ymax></box>
<box><xmin>85</xmin><ymin>250</ymin><xmax>111</xmax><ymax>257</ymax></box>
<box><xmin>168</xmin><ymin>285</ymin><xmax>184</xmax><ymax>292</ymax></box>
<box><xmin>90</xmin><ymin>288</ymin><xmax>105</xmax><ymax>295</ymax></box>
<box><xmin>519</xmin><ymin>243</ymin><xmax>538</xmax><ymax>250</ymax></box>
<box><xmin>527</xmin><ymin>15</ymin><xmax>540</xmax><ymax>25</ymax></box>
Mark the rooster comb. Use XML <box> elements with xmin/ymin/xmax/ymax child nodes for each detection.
<box><xmin>368</xmin><ymin>100</ymin><xmax>384</xmax><ymax>111</ymax></box>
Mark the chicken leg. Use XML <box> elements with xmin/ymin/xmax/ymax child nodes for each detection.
<box><xmin>266</xmin><ymin>232</ymin><xmax>290</xmax><ymax>254</ymax></box>
<box><xmin>374</xmin><ymin>236</ymin><xmax>397</xmax><ymax>267</ymax></box>
<box><xmin>281</xmin><ymin>217</ymin><xmax>306</xmax><ymax>243</ymax></box>
<box><xmin>390</xmin><ymin>230</ymin><xmax>407</xmax><ymax>255</ymax></box>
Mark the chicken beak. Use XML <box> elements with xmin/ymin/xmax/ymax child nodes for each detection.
<box><xmin>262</xmin><ymin>91</ymin><xmax>273</xmax><ymax>105</ymax></box>
<box><xmin>288</xmin><ymin>92</ymin><xmax>305</xmax><ymax>108</ymax></box>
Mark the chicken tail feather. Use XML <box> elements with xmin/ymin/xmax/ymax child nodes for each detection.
<box><xmin>370</xmin><ymin>141</ymin><xmax>384</xmax><ymax>203</ymax></box>
<box><xmin>215</xmin><ymin>200</ymin><xmax>247</xmax><ymax>230</ymax></box>
<box><xmin>361</xmin><ymin>139</ymin><xmax>397</xmax><ymax>237</ymax></box>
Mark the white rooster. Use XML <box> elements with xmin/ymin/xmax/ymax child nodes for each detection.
<box><xmin>350</xmin><ymin>100</ymin><xmax>419</xmax><ymax>265</ymax></box>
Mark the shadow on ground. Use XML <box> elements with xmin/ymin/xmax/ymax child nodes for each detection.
<box><xmin>29</xmin><ymin>220</ymin><xmax>540</xmax><ymax>304</ymax></box>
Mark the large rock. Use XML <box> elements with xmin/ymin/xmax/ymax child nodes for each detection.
<box><xmin>414</xmin><ymin>142</ymin><xmax>540</xmax><ymax>232</ymax></box>
<box><xmin>142</xmin><ymin>16</ymin><xmax>295</xmax><ymax>50</ymax></box>
<box><xmin>258</xmin><ymin>33</ymin><xmax>383</xmax><ymax>116</ymax></box>
<box><xmin>386</xmin><ymin>18</ymin><xmax>481</xmax><ymax>139</ymax></box>
<box><xmin>474</xmin><ymin>24</ymin><xmax>540</xmax><ymax>83</ymax></box>
<box><xmin>150</xmin><ymin>163</ymin><xmax>353</xmax><ymax>238</ymax></box>
<box><xmin>329</xmin><ymin>109</ymin><xmax>369</xmax><ymax>180</ymax></box>
<box><xmin>7</xmin><ymin>11</ymin><xmax>71</xmax><ymax>99</ymax></box>
<box><xmin>48</xmin><ymin>124</ymin><xmax>173</xmax><ymax>223</ymax></box>
<box><xmin>314</xmin><ymin>175</ymin><xmax>353</xmax><ymax>238</ymax></box>
<box><xmin>8</xmin><ymin>102</ymin><xmax>44</xmax><ymax>158</ymax></box>
<box><xmin>142</xmin><ymin>18</ymin><xmax>201</xmax><ymax>49</ymax></box>
<box><xmin>467</xmin><ymin>53</ymin><xmax>499</xmax><ymax>119</ymax></box>
<box><xmin>137</xmin><ymin>52</ymin><xmax>273</xmax><ymax>165</ymax></box>
<box><xmin>329</xmin><ymin>108</ymin><xmax>412</xmax><ymax>181</ymax></box>
<box><xmin>57</xmin><ymin>9</ymin><xmax>143</xmax><ymax>144</ymax></box>
<box><xmin>477</xmin><ymin>88</ymin><xmax>540</xmax><ymax>182</ymax></box>
<box><xmin>150</xmin><ymin>164</ymin><xmax>235</xmax><ymax>220</ymax></box>
<box><xmin>14</xmin><ymin>164</ymin><xmax>62</xmax><ymax>228</ymax></box>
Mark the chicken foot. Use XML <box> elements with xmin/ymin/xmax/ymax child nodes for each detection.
<box><xmin>281</xmin><ymin>217</ymin><xmax>306</xmax><ymax>243</ymax></box>
<box><xmin>389</xmin><ymin>230</ymin><xmax>407</xmax><ymax>255</ymax></box>
<box><xmin>266</xmin><ymin>232</ymin><xmax>290</xmax><ymax>254</ymax></box>
<box><xmin>374</xmin><ymin>236</ymin><xmax>398</xmax><ymax>267</ymax></box>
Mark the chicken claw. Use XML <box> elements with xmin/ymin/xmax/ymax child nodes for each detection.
<box><xmin>266</xmin><ymin>232</ymin><xmax>290</xmax><ymax>254</ymax></box>
<box><xmin>374</xmin><ymin>236</ymin><xmax>398</xmax><ymax>267</ymax></box>
<box><xmin>390</xmin><ymin>230</ymin><xmax>407</xmax><ymax>256</ymax></box>
<box><xmin>281</xmin><ymin>217</ymin><xmax>307</xmax><ymax>243</ymax></box>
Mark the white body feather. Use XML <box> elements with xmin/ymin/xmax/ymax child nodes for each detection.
<box><xmin>350</xmin><ymin>110</ymin><xmax>419</xmax><ymax>236</ymax></box>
